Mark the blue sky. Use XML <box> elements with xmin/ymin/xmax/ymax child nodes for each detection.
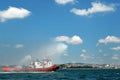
<box><xmin>0</xmin><ymin>0</ymin><xmax>120</xmax><ymax>65</ymax></box>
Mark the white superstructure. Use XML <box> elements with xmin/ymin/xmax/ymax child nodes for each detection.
<box><xmin>30</xmin><ymin>58</ymin><xmax>52</xmax><ymax>68</ymax></box>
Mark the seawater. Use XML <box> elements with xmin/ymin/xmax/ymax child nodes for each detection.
<box><xmin>0</xmin><ymin>69</ymin><xmax>120</xmax><ymax>80</ymax></box>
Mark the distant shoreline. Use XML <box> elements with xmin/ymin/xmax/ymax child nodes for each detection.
<box><xmin>58</xmin><ymin>63</ymin><xmax>120</xmax><ymax>69</ymax></box>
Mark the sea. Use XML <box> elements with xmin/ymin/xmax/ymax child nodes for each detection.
<box><xmin>0</xmin><ymin>69</ymin><xmax>120</xmax><ymax>80</ymax></box>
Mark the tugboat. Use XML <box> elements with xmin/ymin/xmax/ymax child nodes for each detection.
<box><xmin>2</xmin><ymin>58</ymin><xmax>59</xmax><ymax>72</ymax></box>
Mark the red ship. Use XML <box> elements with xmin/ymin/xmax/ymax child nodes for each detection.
<box><xmin>2</xmin><ymin>58</ymin><xmax>59</xmax><ymax>72</ymax></box>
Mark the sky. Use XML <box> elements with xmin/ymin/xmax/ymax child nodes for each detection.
<box><xmin>0</xmin><ymin>0</ymin><xmax>120</xmax><ymax>65</ymax></box>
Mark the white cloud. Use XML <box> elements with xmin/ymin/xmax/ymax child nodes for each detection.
<box><xmin>80</xmin><ymin>53</ymin><xmax>94</xmax><ymax>60</ymax></box>
<box><xmin>112</xmin><ymin>55</ymin><xmax>119</xmax><ymax>60</ymax></box>
<box><xmin>97</xmin><ymin>36</ymin><xmax>120</xmax><ymax>45</ymax></box>
<box><xmin>55</xmin><ymin>35</ymin><xmax>83</xmax><ymax>44</ymax></box>
<box><xmin>80</xmin><ymin>54</ymin><xmax>86</xmax><ymax>60</ymax></box>
<box><xmin>70</xmin><ymin>2</ymin><xmax>115</xmax><ymax>16</ymax></box>
<box><xmin>110</xmin><ymin>46</ymin><xmax>120</xmax><ymax>51</ymax></box>
<box><xmin>15</xmin><ymin>44</ymin><xmax>24</xmax><ymax>48</ymax></box>
<box><xmin>0</xmin><ymin>6</ymin><xmax>30</xmax><ymax>22</ymax></box>
<box><xmin>81</xmin><ymin>49</ymin><xmax>86</xmax><ymax>53</ymax></box>
<box><xmin>55</xmin><ymin>0</ymin><xmax>76</xmax><ymax>5</ymax></box>
<box><xmin>80</xmin><ymin>54</ymin><xmax>91</xmax><ymax>60</ymax></box>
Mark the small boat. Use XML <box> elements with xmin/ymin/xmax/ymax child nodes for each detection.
<box><xmin>2</xmin><ymin>58</ymin><xmax>59</xmax><ymax>72</ymax></box>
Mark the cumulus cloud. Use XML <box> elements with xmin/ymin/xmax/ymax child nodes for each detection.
<box><xmin>55</xmin><ymin>0</ymin><xmax>76</xmax><ymax>5</ymax></box>
<box><xmin>15</xmin><ymin>44</ymin><xmax>24</xmax><ymax>48</ymax></box>
<box><xmin>110</xmin><ymin>46</ymin><xmax>120</xmax><ymax>51</ymax></box>
<box><xmin>0</xmin><ymin>6</ymin><xmax>30</xmax><ymax>22</ymax></box>
<box><xmin>54</xmin><ymin>35</ymin><xmax>83</xmax><ymax>44</ymax></box>
<box><xmin>70</xmin><ymin>2</ymin><xmax>115</xmax><ymax>16</ymax></box>
<box><xmin>97</xmin><ymin>36</ymin><xmax>120</xmax><ymax>45</ymax></box>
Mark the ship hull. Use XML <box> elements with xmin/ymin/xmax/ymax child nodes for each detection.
<box><xmin>2</xmin><ymin>65</ymin><xmax>59</xmax><ymax>72</ymax></box>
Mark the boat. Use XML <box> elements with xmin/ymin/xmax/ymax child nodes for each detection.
<box><xmin>2</xmin><ymin>58</ymin><xmax>59</xmax><ymax>72</ymax></box>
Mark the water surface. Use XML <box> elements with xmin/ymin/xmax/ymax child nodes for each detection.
<box><xmin>0</xmin><ymin>69</ymin><xmax>120</xmax><ymax>80</ymax></box>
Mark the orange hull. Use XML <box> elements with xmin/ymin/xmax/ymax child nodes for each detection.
<box><xmin>2</xmin><ymin>65</ymin><xmax>59</xmax><ymax>72</ymax></box>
